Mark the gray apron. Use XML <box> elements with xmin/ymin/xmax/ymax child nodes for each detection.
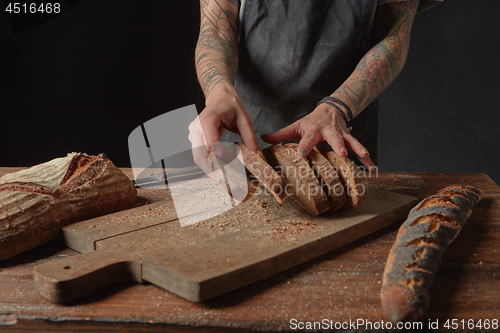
<box><xmin>226</xmin><ymin>0</ymin><xmax>441</xmax><ymax>164</ymax></box>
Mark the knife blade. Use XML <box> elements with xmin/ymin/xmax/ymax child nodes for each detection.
<box><xmin>132</xmin><ymin>165</ymin><xmax>206</xmax><ymax>188</ymax></box>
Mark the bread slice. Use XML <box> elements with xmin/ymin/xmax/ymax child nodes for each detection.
<box><xmin>283</xmin><ymin>144</ymin><xmax>347</xmax><ymax>212</ymax></box>
<box><xmin>317</xmin><ymin>147</ymin><xmax>368</xmax><ymax>210</ymax></box>
<box><xmin>232</xmin><ymin>143</ymin><xmax>287</xmax><ymax>203</ymax></box>
<box><xmin>262</xmin><ymin>144</ymin><xmax>330</xmax><ymax>215</ymax></box>
<box><xmin>207</xmin><ymin>150</ymin><xmax>249</xmax><ymax>204</ymax></box>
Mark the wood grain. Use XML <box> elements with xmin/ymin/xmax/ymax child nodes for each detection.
<box><xmin>34</xmin><ymin>187</ymin><xmax>416</xmax><ymax>303</ymax></box>
<box><xmin>0</xmin><ymin>170</ymin><xmax>498</xmax><ymax>332</ymax></box>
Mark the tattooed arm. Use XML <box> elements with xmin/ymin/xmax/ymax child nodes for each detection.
<box><xmin>190</xmin><ymin>0</ymin><xmax>259</xmax><ymax>156</ymax></box>
<box><xmin>262</xmin><ymin>0</ymin><xmax>419</xmax><ymax>170</ymax></box>
<box><xmin>195</xmin><ymin>0</ymin><xmax>239</xmax><ymax>96</ymax></box>
<box><xmin>331</xmin><ymin>0</ymin><xmax>419</xmax><ymax>116</ymax></box>
<box><xmin>189</xmin><ymin>0</ymin><xmax>259</xmax><ymax>171</ymax></box>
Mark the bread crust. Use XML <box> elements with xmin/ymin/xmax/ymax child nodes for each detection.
<box><xmin>317</xmin><ymin>147</ymin><xmax>368</xmax><ymax>209</ymax></box>
<box><xmin>0</xmin><ymin>153</ymin><xmax>137</xmax><ymax>259</ymax></box>
<box><xmin>234</xmin><ymin>143</ymin><xmax>288</xmax><ymax>203</ymax></box>
<box><xmin>285</xmin><ymin>144</ymin><xmax>346</xmax><ymax>212</ymax></box>
<box><xmin>381</xmin><ymin>185</ymin><xmax>485</xmax><ymax>322</ymax></box>
<box><xmin>262</xmin><ymin>144</ymin><xmax>330</xmax><ymax>215</ymax></box>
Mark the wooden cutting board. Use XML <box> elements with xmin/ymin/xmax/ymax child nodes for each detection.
<box><xmin>34</xmin><ymin>183</ymin><xmax>418</xmax><ymax>303</ymax></box>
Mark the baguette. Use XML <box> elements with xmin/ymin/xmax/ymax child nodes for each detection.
<box><xmin>317</xmin><ymin>147</ymin><xmax>368</xmax><ymax>209</ymax></box>
<box><xmin>381</xmin><ymin>185</ymin><xmax>484</xmax><ymax>322</ymax></box>
<box><xmin>0</xmin><ymin>153</ymin><xmax>137</xmax><ymax>259</ymax></box>
<box><xmin>262</xmin><ymin>144</ymin><xmax>330</xmax><ymax>215</ymax></box>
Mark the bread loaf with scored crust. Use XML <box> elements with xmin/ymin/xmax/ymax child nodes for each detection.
<box><xmin>317</xmin><ymin>147</ymin><xmax>368</xmax><ymax>210</ymax></box>
<box><xmin>0</xmin><ymin>153</ymin><xmax>137</xmax><ymax>259</ymax></box>
<box><xmin>381</xmin><ymin>185</ymin><xmax>484</xmax><ymax>322</ymax></box>
<box><xmin>284</xmin><ymin>143</ymin><xmax>346</xmax><ymax>212</ymax></box>
<box><xmin>233</xmin><ymin>142</ymin><xmax>288</xmax><ymax>203</ymax></box>
<box><xmin>262</xmin><ymin>144</ymin><xmax>330</xmax><ymax>215</ymax></box>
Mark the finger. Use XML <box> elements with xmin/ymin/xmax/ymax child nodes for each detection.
<box><xmin>190</xmin><ymin>137</ymin><xmax>214</xmax><ymax>176</ymax></box>
<box><xmin>261</xmin><ymin>122</ymin><xmax>301</xmax><ymax>144</ymax></box>
<box><xmin>343</xmin><ymin>133</ymin><xmax>377</xmax><ymax>172</ymax></box>
<box><xmin>188</xmin><ymin>117</ymin><xmax>208</xmax><ymax>154</ymax></box>
<box><xmin>357</xmin><ymin>155</ymin><xmax>376</xmax><ymax>173</ymax></box>
<box><xmin>323</xmin><ymin>128</ymin><xmax>348</xmax><ymax>158</ymax></box>
<box><xmin>210</xmin><ymin>141</ymin><xmax>237</xmax><ymax>166</ymax></box>
<box><xmin>188</xmin><ymin>117</ymin><xmax>221</xmax><ymax>178</ymax></box>
<box><xmin>236</xmin><ymin>117</ymin><xmax>260</xmax><ymax>153</ymax></box>
<box><xmin>199</xmin><ymin>115</ymin><xmax>223</xmax><ymax>152</ymax></box>
<box><xmin>343</xmin><ymin>133</ymin><xmax>369</xmax><ymax>159</ymax></box>
<box><xmin>191</xmin><ymin>146</ymin><xmax>216</xmax><ymax>175</ymax></box>
<box><xmin>296</xmin><ymin>128</ymin><xmax>323</xmax><ymax>157</ymax></box>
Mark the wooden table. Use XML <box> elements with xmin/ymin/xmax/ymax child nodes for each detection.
<box><xmin>0</xmin><ymin>170</ymin><xmax>499</xmax><ymax>332</ymax></box>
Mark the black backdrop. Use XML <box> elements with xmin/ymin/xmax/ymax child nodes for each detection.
<box><xmin>1</xmin><ymin>0</ymin><xmax>499</xmax><ymax>184</ymax></box>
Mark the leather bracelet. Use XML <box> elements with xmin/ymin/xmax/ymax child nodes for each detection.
<box><xmin>317</xmin><ymin>98</ymin><xmax>353</xmax><ymax>132</ymax></box>
<box><xmin>324</xmin><ymin>97</ymin><xmax>354</xmax><ymax>124</ymax></box>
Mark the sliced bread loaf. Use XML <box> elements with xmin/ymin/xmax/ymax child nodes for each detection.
<box><xmin>283</xmin><ymin>144</ymin><xmax>347</xmax><ymax>212</ymax></box>
<box><xmin>317</xmin><ymin>147</ymin><xmax>368</xmax><ymax>210</ymax></box>
<box><xmin>232</xmin><ymin>143</ymin><xmax>288</xmax><ymax>203</ymax></box>
<box><xmin>262</xmin><ymin>144</ymin><xmax>330</xmax><ymax>215</ymax></box>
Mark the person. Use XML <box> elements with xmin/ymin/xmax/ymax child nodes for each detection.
<box><xmin>189</xmin><ymin>0</ymin><xmax>441</xmax><ymax>172</ymax></box>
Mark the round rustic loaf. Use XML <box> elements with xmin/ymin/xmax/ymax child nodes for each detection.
<box><xmin>0</xmin><ymin>153</ymin><xmax>137</xmax><ymax>260</ymax></box>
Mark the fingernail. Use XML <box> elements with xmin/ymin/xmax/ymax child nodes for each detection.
<box><xmin>361</xmin><ymin>148</ymin><xmax>369</xmax><ymax>156</ymax></box>
<box><xmin>340</xmin><ymin>147</ymin><xmax>347</xmax><ymax>156</ymax></box>
<box><xmin>299</xmin><ymin>148</ymin><xmax>307</xmax><ymax>155</ymax></box>
<box><xmin>258</xmin><ymin>151</ymin><xmax>265</xmax><ymax>159</ymax></box>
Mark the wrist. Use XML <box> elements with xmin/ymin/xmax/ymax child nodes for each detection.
<box><xmin>330</xmin><ymin>93</ymin><xmax>357</xmax><ymax>118</ymax></box>
<box><xmin>317</xmin><ymin>96</ymin><xmax>353</xmax><ymax>132</ymax></box>
<box><xmin>205</xmin><ymin>83</ymin><xmax>240</xmax><ymax>107</ymax></box>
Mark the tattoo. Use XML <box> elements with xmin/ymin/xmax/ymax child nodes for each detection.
<box><xmin>196</xmin><ymin>0</ymin><xmax>239</xmax><ymax>95</ymax></box>
<box><xmin>201</xmin><ymin>0</ymin><xmax>238</xmax><ymax>42</ymax></box>
<box><xmin>332</xmin><ymin>0</ymin><xmax>419</xmax><ymax>116</ymax></box>
<box><xmin>226</xmin><ymin>0</ymin><xmax>239</xmax><ymax>7</ymax></box>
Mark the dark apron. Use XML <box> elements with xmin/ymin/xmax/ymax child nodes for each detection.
<box><xmin>226</xmin><ymin>0</ymin><xmax>380</xmax><ymax>163</ymax></box>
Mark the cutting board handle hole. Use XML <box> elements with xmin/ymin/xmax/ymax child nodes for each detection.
<box><xmin>63</xmin><ymin>266</ymin><xmax>72</xmax><ymax>270</ymax></box>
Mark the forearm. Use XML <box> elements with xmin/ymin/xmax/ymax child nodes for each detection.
<box><xmin>195</xmin><ymin>0</ymin><xmax>239</xmax><ymax>97</ymax></box>
<box><xmin>331</xmin><ymin>0</ymin><xmax>419</xmax><ymax>117</ymax></box>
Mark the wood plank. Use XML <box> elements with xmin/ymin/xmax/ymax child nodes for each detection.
<box><xmin>144</xmin><ymin>189</ymin><xmax>417</xmax><ymax>301</ymax></box>
<box><xmin>33</xmin><ymin>189</ymin><xmax>417</xmax><ymax>302</ymax></box>
<box><xmin>63</xmin><ymin>177</ymin><xmax>235</xmax><ymax>253</ymax></box>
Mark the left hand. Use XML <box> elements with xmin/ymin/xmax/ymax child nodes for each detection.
<box><xmin>261</xmin><ymin>103</ymin><xmax>376</xmax><ymax>171</ymax></box>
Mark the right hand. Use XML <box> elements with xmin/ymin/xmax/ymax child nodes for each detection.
<box><xmin>188</xmin><ymin>83</ymin><xmax>260</xmax><ymax>175</ymax></box>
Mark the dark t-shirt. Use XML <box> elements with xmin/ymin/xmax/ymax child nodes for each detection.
<box><xmin>225</xmin><ymin>0</ymin><xmax>441</xmax><ymax>163</ymax></box>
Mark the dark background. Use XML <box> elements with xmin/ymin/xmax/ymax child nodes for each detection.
<box><xmin>0</xmin><ymin>0</ymin><xmax>499</xmax><ymax>185</ymax></box>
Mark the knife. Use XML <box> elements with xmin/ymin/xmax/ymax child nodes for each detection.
<box><xmin>132</xmin><ymin>165</ymin><xmax>206</xmax><ymax>188</ymax></box>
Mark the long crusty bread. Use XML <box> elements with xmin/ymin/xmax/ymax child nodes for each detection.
<box><xmin>262</xmin><ymin>144</ymin><xmax>330</xmax><ymax>215</ymax></box>
<box><xmin>381</xmin><ymin>185</ymin><xmax>484</xmax><ymax>322</ymax></box>
<box><xmin>317</xmin><ymin>147</ymin><xmax>368</xmax><ymax>210</ymax></box>
<box><xmin>284</xmin><ymin>144</ymin><xmax>346</xmax><ymax>212</ymax></box>
<box><xmin>0</xmin><ymin>153</ymin><xmax>137</xmax><ymax>259</ymax></box>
